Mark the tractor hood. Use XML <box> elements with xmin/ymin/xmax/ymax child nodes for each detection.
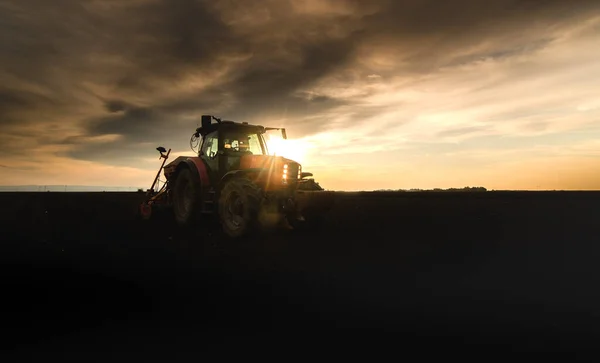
<box><xmin>239</xmin><ymin>154</ymin><xmax>301</xmax><ymax>190</ymax></box>
<box><xmin>239</xmin><ymin>154</ymin><xmax>300</xmax><ymax>170</ymax></box>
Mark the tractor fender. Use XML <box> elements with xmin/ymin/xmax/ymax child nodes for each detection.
<box><xmin>220</xmin><ymin>168</ymin><xmax>266</xmax><ymax>186</ymax></box>
<box><xmin>173</xmin><ymin>157</ymin><xmax>211</xmax><ymax>188</ymax></box>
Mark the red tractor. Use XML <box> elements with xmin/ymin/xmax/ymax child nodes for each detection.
<box><xmin>139</xmin><ymin>115</ymin><xmax>335</xmax><ymax>238</ymax></box>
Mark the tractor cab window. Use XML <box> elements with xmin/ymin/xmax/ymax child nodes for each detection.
<box><xmin>202</xmin><ymin>132</ymin><xmax>219</xmax><ymax>158</ymax></box>
<box><xmin>247</xmin><ymin>134</ymin><xmax>263</xmax><ymax>155</ymax></box>
<box><xmin>223</xmin><ymin>133</ymin><xmax>264</xmax><ymax>155</ymax></box>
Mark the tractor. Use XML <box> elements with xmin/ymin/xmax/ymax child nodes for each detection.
<box><xmin>139</xmin><ymin>115</ymin><xmax>335</xmax><ymax>238</ymax></box>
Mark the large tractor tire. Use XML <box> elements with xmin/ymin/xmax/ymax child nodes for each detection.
<box><xmin>172</xmin><ymin>168</ymin><xmax>201</xmax><ymax>226</ymax></box>
<box><xmin>218</xmin><ymin>177</ymin><xmax>263</xmax><ymax>238</ymax></box>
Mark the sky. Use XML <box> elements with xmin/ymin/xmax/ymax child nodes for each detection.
<box><xmin>1</xmin><ymin>0</ymin><xmax>600</xmax><ymax>191</ymax></box>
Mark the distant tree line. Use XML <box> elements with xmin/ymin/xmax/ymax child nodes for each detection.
<box><xmin>431</xmin><ymin>186</ymin><xmax>487</xmax><ymax>192</ymax></box>
<box><xmin>376</xmin><ymin>186</ymin><xmax>488</xmax><ymax>192</ymax></box>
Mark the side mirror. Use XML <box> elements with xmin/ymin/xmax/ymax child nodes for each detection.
<box><xmin>281</xmin><ymin>128</ymin><xmax>287</xmax><ymax>140</ymax></box>
<box><xmin>300</xmin><ymin>172</ymin><xmax>313</xmax><ymax>179</ymax></box>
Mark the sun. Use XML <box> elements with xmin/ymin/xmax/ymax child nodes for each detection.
<box><xmin>265</xmin><ymin>134</ymin><xmax>309</xmax><ymax>164</ymax></box>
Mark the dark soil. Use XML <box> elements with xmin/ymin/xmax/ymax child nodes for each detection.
<box><xmin>2</xmin><ymin>191</ymin><xmax>600</xmax><ymax>360</ymax></box>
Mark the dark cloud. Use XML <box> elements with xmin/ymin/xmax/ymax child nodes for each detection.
<box><xmin>0</xmin><ymin>88</ymin><xmax>61</xmax><ymax>126</ymax></box>
<box><xmin>60</xmin><ymin>100</ymin><xmax>199</xmax><ymax>163</ymax></box>
<box><xmin>105</xmin><ymin>0</ymin><xmax>243</xmax><ymax>93</ymax></box>
<box><xmin>63</xmin><ymin>140</ymin><xmax>178</xmax><ymax>168</ymax></box>
<box><xmin>1</xmin><ymin>0</ymin><xmax>600</xmax><ymax>165</ymax></box>
<box><xmin>370</xmin><ymin>0</ymin><xmax>597</xmax><ymax>36</ymax></box>
<box><xmin>104</xmin><ymin>100</ymin><xmax>129</xmax><ymax>113</ymax></box>
<box><xmin>355</xmin><ymin>0</ymin><xmax>600</xmax><ymax>75</ymax></box>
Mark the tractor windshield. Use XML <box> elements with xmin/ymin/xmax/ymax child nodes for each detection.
<box><xmin>222</xmin><ymin>132</ymin><xmax>266</xmax><ymax>155</ymax></box>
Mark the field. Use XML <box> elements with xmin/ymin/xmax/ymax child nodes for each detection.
<box><xmin>2</xmin><ymin>191</ymin><xmax>600</xmax><ymax>359</ymax></box>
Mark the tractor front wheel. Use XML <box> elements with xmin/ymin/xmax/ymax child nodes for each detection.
<box><xmin>218</xmin><ymin>177</ymin><xmax>263</xmax><ymax>238</ymax></box>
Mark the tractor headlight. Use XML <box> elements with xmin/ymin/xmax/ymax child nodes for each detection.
<box><xmin>283</xmin><ymin>164</ymin><xmax>288</xmax><ymax>184</ymax></box>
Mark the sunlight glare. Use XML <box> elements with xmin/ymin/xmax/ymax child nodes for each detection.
<box><xmin>266</xmin><ymin>134</ymin><xmax>309</xmax><ymax>164</ymax></box>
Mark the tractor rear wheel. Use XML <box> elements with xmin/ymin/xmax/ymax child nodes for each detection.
<box><xmin>218</xmin><ymin>177</ymin><xmax>263</xmax><ymax>238</ymax></box>
<box><xmin>173</xmin><ymin>168</ymin><xmax>200</xmax><ymax>226</ymax></box>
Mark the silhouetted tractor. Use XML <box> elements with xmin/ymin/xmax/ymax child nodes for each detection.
<box><xmin>139</xmin><ymin>115</ymin><xmax>335</xmax><ymax>238</ymax></box>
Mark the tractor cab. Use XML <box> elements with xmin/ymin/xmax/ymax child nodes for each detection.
<box><xmin>193</xmin><ymin>115</ymin><xmax>295</xmax><ymax>190</ymax></box>
<box><xmin>198</xmin><ymin>123</ymin><xmax>266</xmax><ymax>183</ymax></box>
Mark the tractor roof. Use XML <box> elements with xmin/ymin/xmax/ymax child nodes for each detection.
<box><xmin>194</xmin><ymin>115</ymin><xmax>286</xmax><ymax>138</ymax></box>
<box><xmin>196</xmin><ymin>120</ymin><xmax>266</xmax><ymax>136</ymax></box>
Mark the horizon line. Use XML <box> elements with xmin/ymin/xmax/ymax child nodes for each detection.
<box><xmin>0</xmin><ymin>185</ymin><xmax>598</xmax><ymax>192</ymax></box>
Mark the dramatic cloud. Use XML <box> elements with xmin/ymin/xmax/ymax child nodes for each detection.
<box><xmin>1</xmin><ymin>0</ymin><xmax>600</xmax><ymax>189</ymax></box>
